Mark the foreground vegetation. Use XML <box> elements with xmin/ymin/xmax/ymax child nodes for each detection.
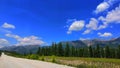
<box><xmin>4</xmin><ymin>51</ymin><xmax>120</xmax><ymax>68</ymax></box>
<box><xmin>4</xmin><ymin>42</ymin><xmax>120</xmax><ymax>68</ymax></box>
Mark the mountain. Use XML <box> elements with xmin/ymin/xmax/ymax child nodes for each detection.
<box><xmin>62</xmin><ymin>40</ymin><xmax>87</xmax><ymax>48</ymax></box>
<box><xmin>64</xmin><ymin>37</ymin><xmax>120</xmax><ymax>48</ymax></box>
<box><xmin>0</xmin><ymin>45</ymin><xmax>40</xmax><ymax>54</ymax></box>
<box><xmin>1</xmin><ymin>37</ymin><xmax>120</xmax><ymax>54</ymax></box>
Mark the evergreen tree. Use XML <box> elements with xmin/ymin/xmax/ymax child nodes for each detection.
<box><xmin>89</xmin><ymin>46</ymin><xmax>93</xmax><ymax>57</ymax></box>
<box><xmin>65</xmin><ymin>43</ymin><xmax>70</xmax><ymax>57</ymax></box>
<box><xmin>71</xmin><ymin>46</ymin><xmax>75</xmax><ymax>57</ymax></box>
<box><xmin>117</xmin><ymin>45</ymin><xmax>120</xmax><ymax>59</ymax></box>
<box><xmin>96</xmin><ymin>44</ymin><xmax>100</xmax><ymax>58</ymax></box>
<box><xmin>57</xmin><ymin>42</ymin><xmax>64</xmax><ymax>56</ymax></box>
<box><xmin>37</xmin><ymin>47</ymin><xmax>41</xmax><ymax>55</ymax></box>
<box><xmin>51</xmin><ymin>42</ymin><xmax>55</xmax><ymax>55</ymax></box>
<box><xmin>100</xmin><ymin>47</ymin><xmax>105</xmax><ymax>58</ymax></box>
<box><xmin>105</xmin><ymin>46</ymin><xmax>110</xmax><ymax>58</ymax></box>
<box><xmin>78</xmin><ymin>48</ymin><xmax>84</xmax><ymax>57</ymax></box>
<box><xmin>54</xmin><ymin>43</ymin><xmax>57</xmax><ymax>56</ymax></box>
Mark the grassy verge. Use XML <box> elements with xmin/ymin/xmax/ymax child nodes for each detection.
<box><xmin>41</xmin><ymin>56</ymin><xmax>120</xmax><ymax>68</ymax></box>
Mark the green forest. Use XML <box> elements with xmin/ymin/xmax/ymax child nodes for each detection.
<box><xmin>36</xmin><ymin>42</ymin><xmax>120</xmax><ymax>59</ymax></box>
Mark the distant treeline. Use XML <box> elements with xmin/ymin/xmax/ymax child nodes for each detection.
<box><xmin>36</xmin><ymin>42</ymin><xmax>120</xmax><ymax>59</ymax></box>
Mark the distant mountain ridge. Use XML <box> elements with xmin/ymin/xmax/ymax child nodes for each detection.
<box><xmin>0</xmin><ymin>45</ymin><xmax>39</xmax><ymax>54</ymax></box>
<box><xmin>63</xmin><ymin>37</ymin><xmax>120</xmax><ymax>47</ymax></box>
<box><xmin>0</xmin><ymin>37</ymin><xmax>120</xmax><ymax>54</ymax></box>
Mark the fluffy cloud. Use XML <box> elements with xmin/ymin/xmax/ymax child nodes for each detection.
<box><xmin>83</xmin><ymin>29</ymin><xmax>91</xmax><ymax>34</ymax></box>
<box><xmin>83</xmin><ymin>18</ymin><xmax>98</xmax><ymax>34</ymax></box>
<box><xmin>94</xmin><ymin>0</ymin><xmax>119</xmax><ymax>14</ymax></box>
<box><xmin>98</xmin><ymin>32</ymin><xmax>112</xmax><ymax>37</ymax></box>
<box><xmin>6</xmin><ymin>33</ymin><xmax>45</xmax><ymax>46</ymax></box>
<box><xmin>98</xmin><ymin>5</ymin><xmax>120</xmax><ymax>29</ymax></box>
<box><xmin>0</xmin><ymin>38</ymin><xmax>10</xmax><ymax>48</ymax></box>
<box><xmin>86</xmin><ymin>18</ymin><xmax>98</xmax><ymax>30</ymax></box>
<box><xmin>95</xmin><ymin>2</ymin><xmax>110</xmax><ymax>14</ymax></box>
<box><xmin>67</xmin><ymin>20</ymin><xmax>85</xmax><ymax>34</ymax></box>
<box><xmin>2</xmin><ymin>23</ymin><xmax>15</xmax><ymax>29</ymax></box>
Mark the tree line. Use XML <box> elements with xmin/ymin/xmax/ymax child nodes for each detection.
<box><xmin>36</xmin><ymin>42</ymin><xmax>120</xmax><ymax>59</ymax></box>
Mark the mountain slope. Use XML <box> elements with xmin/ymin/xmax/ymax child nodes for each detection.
<box><xmin>0</xmin><ymin>45</ymin><xmax>39</xmax><ymax>54</ymax></box>
<box><xmin>64</xmin><ymin>37</ymin><xmax>120</xmax><ymax>47</ymax></box>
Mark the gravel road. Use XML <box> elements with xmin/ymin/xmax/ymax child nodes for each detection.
<box><xmin>0</xmin><ymin>53</ymin><xmax>74</xmax><ymax>68</ymax></box>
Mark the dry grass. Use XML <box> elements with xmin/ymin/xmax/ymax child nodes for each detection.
<box><xmin>42</xmin><ymin>56</ymin><xmax>120</xmax><ymax>68</ymax></box>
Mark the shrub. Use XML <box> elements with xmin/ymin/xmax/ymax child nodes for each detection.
<box><xmin>26</xmin><ymin>55</ymin><xmax>31</xmax><ymax>59</ymax></box>
<box><xmin>41</xmin><ymin>55</ymin><xmax>45</xmax><ymax>61</ymax></box>
<box><xmin>29</xmin><ymin>54</ymin><xmax>39</xmax><ymax>60</ymax></box>
<box><xmin>51</xmin><ymin>55</ymin><xmax>56</xmax><ymax>63</ymax></box>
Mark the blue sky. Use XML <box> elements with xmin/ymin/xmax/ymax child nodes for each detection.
<box><xmin>0</xmin><ymin>0</ymin><xmax>120</xmax><ymax>46</ymax></box>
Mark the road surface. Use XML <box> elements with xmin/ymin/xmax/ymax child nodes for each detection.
<box><xmin>0</xmin><ymin>53</ymin><xmax>74</xmax><ymax>68</ymax></box>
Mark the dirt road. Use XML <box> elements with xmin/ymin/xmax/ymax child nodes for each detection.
<box><xmin>0</xmin><ymin>53</ymin><xmax>74</xmax><ymax>68</ymax></box>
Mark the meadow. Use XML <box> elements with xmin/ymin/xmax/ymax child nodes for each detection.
<box><xmin>39</xmin><ymin>56</ymin><xmax>120</xmax><ymax>68</ymax></box>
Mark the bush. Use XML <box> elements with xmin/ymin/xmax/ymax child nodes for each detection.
<box><xmin>51</xmin><ymin>55</ymin><xmax>56</xmax><ymax>63</ymax></box>
<box><xmin>26</xmin><ymin>55</ymin><xmax>31</xmax><ymax>59</ymax></box>
<box><xmin>29</xmin><ymin>54</ymin><xmax>39</xmax><ymax>60</ymax></box>
<box><xmin>41</xmin><ymin>55</ymin><xmax>45</xmax><ymax>61</ymax></box>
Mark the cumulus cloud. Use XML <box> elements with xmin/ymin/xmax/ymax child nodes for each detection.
<box><xmin>83</xmin><ymin>18</ymin><xmax>98</xmax><ymax>34</ymax></box>
<box><xmin>95</xmin><ymin>2</ymin><xmax>110</xmax><ymax>14</ymax></box>
<box><xmin>83</xmin><ymin>29</ymin><xmax>91</xmax><ymax>34</ymax></box>
<box><xmin>98</xmin><ymin>5</ymin><xmax>120</xmax><ymax>29</ymax></box>
<box><xmin>2</xmin><ymin>22</ymin><xmax>15</xmax><ymax>29</ymax></box>
<box><xmin>0</xmin><ymin>38</ymin><xmax>10</xmax><ymax>48</ymax></box>
<box><xmin>98</xmin><ymin>32</ymin><xmax>112</xmax><ymax>37</ymax></box>
<box><xmin>6</xmin><ymin>33</ymin><xmax>45</xmax><ymax>46</ymax></box>
<box><xmin>94</xmin><ymin>0</ymin><xmax>119</xmax><ymax>14</ymax></box>
<box><xmin>67</xmin><ymin>20</ymin><xmax>85</xmax><ymax>34</ymax></box>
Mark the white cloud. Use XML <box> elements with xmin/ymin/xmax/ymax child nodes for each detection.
<box><xmin>83</xmin><ymin>29</ymin><xmax>91</xmax><ymax>34</ymax></box>
<box><xmin>86</xmin><ymin>18</ymin><xmax>98</xmax><ymax>30</ymax></box>
<box><xmin>2</xmin><ymin>22</ymin><xmax>15</xmax><ymax>29</ymax></box>
<box><xmin>83</xmin><ymin>18</ymin><xmax>98</xmax><ymax>34</ymax></box>
<box><xmin>0</xmin><ymin>38</ymin><xmax>10</xmax><ymax>48</ymax></box>
<box><xmin>95</xmin><ymin>2</ymin><xmax>110</xmax><ymax>14</ymax></box>
<box><xmin>6</xmin><ymin>33</ymin><xmax>45</xmax><ymax>46</ymax></box>
<box><xmin>98</xmin><ymin>32</ymin><xmax>112</xmax><ymax>37</ymax></box>
<box><xmin>94</xmin><ymin>0</ymin><xmax>119</xmax><ymax>14</ymax></box>
<box><xmin>98</xmin><ymin>5</ymin><xmax>120</xmax><ymax>29</ymax></box>
<box><xmin>67</xmin><ymin>20</ymin><xmax>85</xmax><ymax>34</ymax></box>
<box><xmin>102</xmin><ymin>5</ymin><xmax>120</xmax><ymax>23</ymax></box>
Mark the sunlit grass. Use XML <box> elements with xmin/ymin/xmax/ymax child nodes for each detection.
<box><xmin>42</xmin><ymin>56</ymin><xmax>120</xmax><ymax>68</ymax></box>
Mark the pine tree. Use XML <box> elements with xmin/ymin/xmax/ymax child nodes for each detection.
<box><xmin>96</xmin><ymin>44</ymin><xmax>100</xmax><ymax>58</ymax></box>
<box><xmin>105</xmin><ymin>46</ymin><xmax>110</xmax><ymax>58</ymax></box>
<box><xmin>117</xmin><ymin>45</ymin><xmax>120</xmax><ymax>59</ymax></box>
<box><xmin>100</xmin><ymin>47</ymin><xmax>105</xmax><ymax>58</ymax></box>
<box><xmin>78</xmin><ymin>48</ymin><xmax>84</xmax><ymax>57</ymax></box>
<box><xmin>65</xmin><ymin>43</ymin><xmax>70</xmax><ymax>57</ymax></box>
<box><xmin>71</xmin><ymin>46</ymin><xmax>75</xmax><ymax>57</ymax></box>
<box><xmin>89</xmin><ymin>46</ymin><xmax>93</xmax><ymax>57</ymax></box>
<box><xmin>37</xmin><ymin>47</ymin><xmax>41</xmax><ymax>55</ymax></box>
<box><xmin>57</xmin><ymin>42</ymin><xmax>64</xmax><ymax>56</ymax></box>
<box><xmin>54</xmin><ymin>43</ymin><xmax>57</xmax><ymax>56</ymax></box>
<box><xmin>51</xmin><ymin>42</ymin><xmax>55</xmax><ymax>55</ymax></box>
